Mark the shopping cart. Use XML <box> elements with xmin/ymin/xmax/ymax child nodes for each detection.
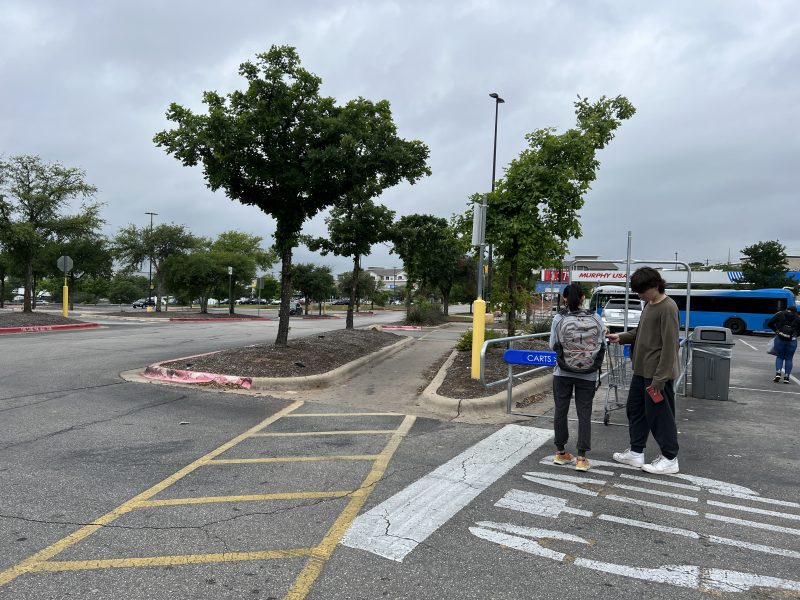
<box><xmin>603</xmin><ymin>343</ymin><xmax>632</xmax><ymax>425</ymax></box>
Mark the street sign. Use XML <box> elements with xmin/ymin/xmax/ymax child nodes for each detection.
<box><xmin>503</xmin><ymin>349</ymin><xmax>557</xmax><ymax>366</ymax></box>
<box><xmin>57</xmin><ymin>255</ymin><xmax>73</xmax><ymax>273</ymax></box>
<box><xmin>228</xmin><ymin>266</ymin><xmax>233</xmax><ymax>275</ymax></box>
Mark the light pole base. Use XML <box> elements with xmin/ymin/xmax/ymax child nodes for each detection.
<box><xmin>471</xmin><ymin>298</ymin><xmax>487</xmax><ymax>379</ymax></box>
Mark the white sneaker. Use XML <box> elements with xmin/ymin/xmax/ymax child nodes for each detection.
<box><xmin>612</xmin><ymin>448</ymin><xmax>644</xmax><ymax>468</ymax></box>
<box><xmin>641</xmin><ymin>455</ymin><xmax>679</xmax><ymax>475</ymax></box>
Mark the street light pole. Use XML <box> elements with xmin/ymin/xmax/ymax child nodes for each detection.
<box><xmin>487</xmin><ymin>92</ymin><xmax>504</xmax><ymax>304</ymax></box>
<box><xmin>228</xmin><ymin>266</ymin><xmax>234</xmax><ymax>315</ymax></box>
<box><xmin>145</xmin><ymin>212</ymin><xmax>157</xmax><ymax>309</ymax></box>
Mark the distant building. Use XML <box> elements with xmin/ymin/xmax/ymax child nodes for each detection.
<box><xmin>339</xmin><ymin>267</ymin><xmax>407</xmax><ymax>291</ymax></box>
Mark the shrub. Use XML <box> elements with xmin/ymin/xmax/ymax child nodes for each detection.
<box><xmin>455</xmin><ymin>327</ymin><xmax>503</xmax><ymax>351</ymax></box>
<box><xmin>524</xmin><ymin>318</ymin><xmax>553</xmax><ymax>334</ymax></box>
<box><xmin>405</xmin><ymin>300</ymin><xmax>447</xmax><ymax>326</ymax></box>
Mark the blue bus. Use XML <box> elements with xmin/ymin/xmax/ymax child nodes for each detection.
<box><xmin>589</xmin><ymin>285</ymin><xmax>794</xmax><ymax>334</ymax></box>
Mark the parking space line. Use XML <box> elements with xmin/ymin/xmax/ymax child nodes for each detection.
<box><xmin>251</xmin><ymin>430</ymin><xmax>396</xmax><ymax>437</ymax></box>
<box><xmin>285</xmin><ymin>415</ymin><xmax>417</xmax><ymax>600</ymax></box>
<box><xmin>138</xmin><ymin>491</ymin><xmax>354</xmax><ymax>508</ymax></box>
<box><xmin>706</xmin><ymin>513</ymin><xmax>800</xmax><ymax>535</ymax></box>
<box><xmin>0</xmin><ymin>400</ymin><xmax>305</xmax><ymax>588</ymax></box>
<box><xmin>32</xmin><ymin>548</ymin><xmax>313</xmax><ymax>572</ymax></box>
<box><xmin>209</xmin><ymin>455</ymin><xmax>380</xmax><ymax>464</ymax></box>
<box><xmin>606</xmin><ymin>495</ymin><xmax>699</xmax><ymax>515</ymax></box>
<box><xmin>286</xmin><ymin>412</ymin><xmax>402</xmax><ymax>417</ymax></box>
<box><xmin>736</xmin><ymin>338</ymin><xmax>759</xmax><ymax>351</ymax></box>
<box><xmin>612</xmin><ymin>483</ymin><xmax>698</xmax><ymax>502</ymax></box>
<box><xmin>707</xmin><ymin>500</ymin><xmax>800</xmax><ymax>522</ymax></box>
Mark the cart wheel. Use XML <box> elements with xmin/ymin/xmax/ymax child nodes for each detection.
<box><xmin>603</xmin><ymin>413</ymin><xmax>610</xmax><ymax>426</ymax></box>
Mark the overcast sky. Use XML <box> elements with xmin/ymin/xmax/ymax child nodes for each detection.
<box><xmin>2</xmin><ymin>0</ymin><xmax>798</xmax><ymax>275</ymax></box>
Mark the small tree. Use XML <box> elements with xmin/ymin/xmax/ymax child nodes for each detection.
<box><xmin>292</xmin><ymin>263</ymin><xmax>335</xmax><ymax>314</ymax></box>
<box><xmin>740</xmin><ymin>240</ymin><xmax>794</xmax><ymax>290</ymax></box>
<box><xmin>113</xmin><ymin>223</ymin><xmax>199</xmax><ymax>311</ymax></box>
<box><xmin>0</xmin><ymin>155</ymin><xmax>100</xmax><ymax>313</ymax></box>
<box><xmin>486</xmin><ymin>95</ymin><xmax>636</xmax><ymax>335</ymax></box>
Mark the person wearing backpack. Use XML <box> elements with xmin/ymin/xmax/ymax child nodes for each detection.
<box><xmin>767</xmin><ymin>305</ymin><xmax>800</xmax><ymax>383</ymax></box>
<box><xmin>549</xmin><ymin>282</ymin><xmax>605</xmax><ymax>471</ymax></box>
<box><xmin>607</xmin><ymin>267</ymin><xmax>680</xmax><ymax>475</ymax></box>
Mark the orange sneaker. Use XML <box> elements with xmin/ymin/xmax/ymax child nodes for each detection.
<box><xmin>554</xmin><ymin>451</ymin><xmax>575</xmax><ymax>465</ymax></box>
<box><xmin>575</xmin><ymin>457</ymin><xmax>590</xmax><ymax>471</ymax></box>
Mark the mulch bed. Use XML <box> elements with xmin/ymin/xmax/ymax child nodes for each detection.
<box><xmin>0</xmin><ymin>311</ymin><xmax>88</xmax><ymax>327</ymax></box>
<box><xmin>435</xmin><ymin>338</ymin><xmax>551</xmax><ymax>399</ymax></box>
<box><xmin>160</xmin><ymin>328</ymin><xmax>403</xmax><ymax>378</ymax></box>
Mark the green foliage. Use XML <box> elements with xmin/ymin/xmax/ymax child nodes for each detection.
<box><xmin>480</xmin><ymin>95</ymin><xmax>635</xmax><ymax>333</ymax></box>
<box><xmin>455</xmin><ymin>327</ymin><xmax>503</xmax><ymax>351</ymax></box>
<box><xmin>108</xmin><ymin>273</ymin><xmax>149</xmax><ymax>303</ymax></box>
<box><xmin>405</xmin><ymin>299</ymin><xmax>446</xmax><ymax>326</ymax></box>
<box><xmin>0</xmin><ymin>155</ymin><xmax>100</xmax><ymax>312</ymax></box>
<box><xmin>154</xmin><ymin>45</ymin><xmax>429</xmax><ymax>346</ymax></box>
<box><xmin>524</xmin><ymin>318</ymin><xmax>554</xmax><ymax>334</ymax></box>
<box><xmin>291</xmin><ymin>263</ymin><xmax>336</xmax><ymax>309</ymax></box>
<box><xmin>740</xmin><ymin>240</ymin><xmax>794</xmax><ymax>290</ymax></box>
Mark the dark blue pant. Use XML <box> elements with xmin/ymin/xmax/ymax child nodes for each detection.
<box><xmin>627</xmin><ymin>375</ymin><xmax>679</xmax><ymax>460</ymax></box>
<box><xmin>553</xmin><ymin>375</ymin><xmax>596</xmax><ymax>455</ymax></box>
<box><xmin>773</xmin><ymin>336</ymin><xmax>797</xmax><ymax>376</ymax></box>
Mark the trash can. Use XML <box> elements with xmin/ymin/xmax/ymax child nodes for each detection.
<box><xmin>690</xmin><ymin>326</ymin><xmax>735</xmax><ymax>401</ymax></box>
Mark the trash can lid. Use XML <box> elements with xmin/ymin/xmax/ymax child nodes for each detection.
<box><xmin>691</xmin><ymin>326</ymin><xmax>735</xmax><ymax>345</ymax></box>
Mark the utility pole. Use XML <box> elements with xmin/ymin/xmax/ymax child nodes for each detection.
<box><xmin>486</xmin><ymin>92</ymin><xmax>505</xmax><ymax>305</ymax></box>
<box><xmin>145</xmin><ymin>212</ymin><xmax>157</xmax><ymax>309</ymax></box>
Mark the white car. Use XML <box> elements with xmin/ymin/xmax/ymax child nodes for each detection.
<box><xmin>601</xmin><ymin>298</ymin><xmax>644</xmax><ymax>331</ymax></box>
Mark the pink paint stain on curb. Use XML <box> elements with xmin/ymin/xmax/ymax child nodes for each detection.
<box><xmin>143</xmin><ymin>350</ymin><xmax>253</xmax><ymax>389</ymax></box>
<box><xmin>382</xmin><ymin>325</ymin><xmax>422</xmax><ymax>331</ymax></box>
<box><xmin>0</xmin><ymin>323</ymin><xmax>99</xmax><ymax>335</ymax></box>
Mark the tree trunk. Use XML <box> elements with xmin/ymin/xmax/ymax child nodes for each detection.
<box><xmin>442</xmin><ymin>289</ymin><xmax>450</xmax><ymax>316</ymax></box>
<box><xmin>507</xmin><ymin>244</ymin><xmax>520</xmax><ymax>337</ymax></box>
<box><xmin>346</xmin><ymin>254</ymin><xmax>360</xmax><ymax>330</ymax></box>
<box><xmin>0</xmin><ymin>268</ymin><xmax>4</xmax><ymax>309</ymax></box>
<box><xmin>23</xmin><ymin>257</ymin><xmax>33</xmax><ymax>313</ymax></box>
<box><xmin>275</xmin><ymin>245</ymin><xmax>293</xmax><ymax>346</ymax></box>
<box><xmin>155</xmin><ymin>271</ymin><xmax>163</xmax><ymax>312</ymax></box>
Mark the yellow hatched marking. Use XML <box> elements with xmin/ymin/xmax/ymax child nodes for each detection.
<box><xmin>251</xmin><ymin>430</ymin><xmax>395</xmax><ymax>437</ymax></box>
<box><xmin>33</xmin><ymin>548</ymin><xmax>313</xmax><ymax>572</ymax></box>
<box><xmin>285</xmin><ymin>412</ymin><xmax>401</xmax><ymax>417</ymax></box>
<box><xmin>0</xmin><ymin>401</ymin><xmax>304</xmax><ymax>588</ymax></box>
<box><xmin>138</xmin><ymin>491</ymin><xmax>354</xmax><ymax>508</ymax></box>
<box><xmin>209</xmin><ymin>455</ymin><xmax>380</xmax><ymax>464</ymax></box>
<box><xmin>285</xmin><ymin>415</ymin><xmax>417</xmax><ymax>600</ymax></box>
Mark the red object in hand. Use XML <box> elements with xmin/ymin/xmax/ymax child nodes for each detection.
<box><xmin>647</xmin><ymin>386</ymin><xmax>664</xmax><ymax>403</ymax></box>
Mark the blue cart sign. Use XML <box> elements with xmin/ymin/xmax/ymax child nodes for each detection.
<box><xmin>503</xmin><ymin>349</ymin><xmax>558</xmax><ymax>366</ymax></box>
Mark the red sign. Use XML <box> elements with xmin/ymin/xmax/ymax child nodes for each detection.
<box><xmin>542</xmin><ymin>269</ymin><xmax>570</xmax><ymax>282</ymax></box>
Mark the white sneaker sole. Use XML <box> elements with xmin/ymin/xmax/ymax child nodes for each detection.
<box><xmin>612</xmin><ymin>454</ymin><xmax>644</xmax><ymax>468</ymax></box>
<box><xmin>641</xmin><ymin>464</ymin><xmax>679</xmax><ymax>475</ymax></box>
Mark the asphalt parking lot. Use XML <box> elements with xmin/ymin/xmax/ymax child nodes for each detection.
<box><xmin>1</xmin><ymin>321</ymin><xmax>798</xmax><ymax>599</ymax></box>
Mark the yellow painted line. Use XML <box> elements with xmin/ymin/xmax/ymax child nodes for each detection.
<box><xmin>251</xmin><ymin>430</ymin><xmax>396</xmax><ymax>437</ymax></box>
<box><xmin>209</xmin><ymin>455</ymin><xmax>380</xmax><ymax>464</ymax></box>
<box><xmin>33</xmin><ymin>548</ymin><xmax>313</xmax><ymax>572</ymax></box>
<box><xmin>138</xmin><ymin>491</ymin><xmax>354</xmax><ymax>508</ymax></box>
<box><xmin>0</xmin><ymin>400</ymin><xmax>304</xmax><ymax>588</ymax></box>
<box><xmin>285</xmin><ymin>415</ymin><xmax>417</xmax><ymax>600</ymax></box>
<box><xmin>285</xmin><ymin>412</ymin><xmax>402</xmax><ymax>417</ymax></box>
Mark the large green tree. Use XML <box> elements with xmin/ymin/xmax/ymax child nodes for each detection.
<box><xmin>112</xmin><ymin>223</ymin><xmax>199</xmax><ymax>311</ymax></box>
<box><xmin>154</xmin><ymin>46</ymin><xmax>429</xmax><ymax>346</ymax></box>
<box><xmin>291</xmin><ymin>263</ymin><xmax>336</xmax><ymax>315</ymax></box>
<box><xmin>486</xmin><ymin>95</ymin><xmax>636</xmax><ymax>334</ymax></box>
<box><xmin>0</xmin><ymin>155</ymin><xmax>100</xmax><ymax>312</ymax></box>
<box><xmin>740</xmin><ymin>240</ymin><xmax>794</xmax><ymax>290</ymax></box>
<box><xmin>39</xmin><ymin>233</ymin><xmax>113</xmax><ymax>308</ymax></box>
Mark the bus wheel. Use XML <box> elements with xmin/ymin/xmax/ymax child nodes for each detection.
<box><xmin>724</xmin><ymin>317</ymin><xmax>746</xmax><ymax>335</ymax></box>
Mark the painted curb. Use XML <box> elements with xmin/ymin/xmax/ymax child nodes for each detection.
<box><xmin>143</xmin><ymin>335</ymin><xmax>414</xmax><ymax>391</ymax></box>
<box><xmin>420</xmin><ymin>349</ymin><xmax>553</xmax><ymax>417</ymax></box>
<box><xmin>169</xmin><ymin>317</ymin><xmax>270</xmax><ymax>322</ymax></box>
<box><xmin>0</xmin><ymin>322</ymin><xmax>99</xmax><ymax>335</ymax></box>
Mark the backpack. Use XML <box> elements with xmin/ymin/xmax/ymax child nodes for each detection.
<box><xmin>777</xmin><ymin>312</ymin><xmax>796</xmax><ymax>339</ymax></box>
<box><xmin>553</xmin><ymin>310</ymin><xmax>605</xmax><ymax>373</ymax></box>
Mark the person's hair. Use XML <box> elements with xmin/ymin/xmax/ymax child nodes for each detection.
<box><xmin>562</xmin><ymin>282</ymin><xmax>584</xmax><ymax>312</ymax></box>
<box><xmin>787</xmin><ymin>305</ymin><xmax>797</xmax><ymax>313</ymax></box>
<box><xmin>630</xmin><ymin>267</ymin><xmax>666</xmax><ymax>294</ymax></box>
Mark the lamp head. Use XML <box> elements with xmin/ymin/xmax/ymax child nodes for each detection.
<box><xmin>489</xmin><ymin>92</ymin><xmax>505</xmax><ymax>103</ymax></box>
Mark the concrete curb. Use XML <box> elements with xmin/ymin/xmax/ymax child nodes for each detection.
<box><xmin>419</xmin><ymin>349</ymin><xmax>553</xmax><ymax>418</ymax></box>
<box><xmin>143</xmin><ymin>336</ymin><xmax>415</xmax><ymax>391</ymax></box>
<box><xmin>0</xmin><ymin>322</ymin><xmax>99</xmax><ymax>335</ymax></box>
<box><xmin>169</xmin><ymin>317</ymin><xmax>270</xmax><ymax>322</ymax></box>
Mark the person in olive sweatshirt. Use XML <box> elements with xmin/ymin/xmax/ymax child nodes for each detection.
<box><xmin>607</xmin><ymin>267</ymin><xmax>681</xmax><ymax>475</ymax></box>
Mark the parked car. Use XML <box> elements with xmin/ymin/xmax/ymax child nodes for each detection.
<box><xmin>331</xmin><ymin>299</ymin><xmax>350</xmax><ymax>305</ymax></box>
<box><xmin>132</xmin><ymin>298</ymin><xmax>156</xmax><ymax>308</ymax></box>
<box><xmin>601</xmin><ymin>298</ymin><xmax>644</xmax><ymax>331</ymax></box>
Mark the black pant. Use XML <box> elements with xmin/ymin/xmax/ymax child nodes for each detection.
<box><xmin>553</xmin><ymin>375</ymin><xmax>596</xmax><ymax>454</ymax></box>
<box><xmin>627</xmin><ymin>375</ymin><xmax>679</xmax><ymax>460</ymax></box>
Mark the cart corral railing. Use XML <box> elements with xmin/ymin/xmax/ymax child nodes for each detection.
<box><xmin>480</xmin><ymin>331</ymin><xmax>694</xmax><ymax>422</ymax></box>
<box><xmin>479</xmin><ymin>332</ymin><xmax>554</xmax><ymax>415</ymax></box>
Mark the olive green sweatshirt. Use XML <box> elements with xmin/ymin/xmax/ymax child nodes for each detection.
<box><xmin>617</xmin><ymin>296</ymin><xmax>680</xmax><ymax>390</ymax></box>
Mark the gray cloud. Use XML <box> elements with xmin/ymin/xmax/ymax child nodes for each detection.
<box><xmin>2</xmin><ymin>0</ymin><xmax>798</xmax><ymax>275</ymax></box>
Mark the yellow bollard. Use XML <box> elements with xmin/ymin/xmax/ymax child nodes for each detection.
<box><xmin>62</xmin><ymin>278</ymin><xmax>69</xmax><ymax>318</ymax></box>
<box><xmin>471</xmin><ymin>298</ymin><xmax>486</xmax><ymax>379</ymax></box>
